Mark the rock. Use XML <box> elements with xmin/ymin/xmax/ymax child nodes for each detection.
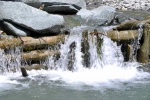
<box><xmin>77</xmin><ymin>6</ymin><xmax>117</xmax><ymax>26</ymax></box>
<box><xmin>16</xmin><ymin>0</ymin><xmax>86</xmax><ymax>14</ymax></box>
<box><xmin>21</xmin><ymin>0</ymin><xmax>86</xmax><ymax>8</ymax></box>
<box><xmin>63</xmin><ymin>15</ymin><xmax>81</xmax><ymax>29</ymax></box>
<box><xmin>0</xmin><ymin>1</ymin><xmax>64</xmax><ymax>36</ymax></box>
<box><xmin>1</xmin><ymin>22</ymin><xmax>31</xmax><ymax>36</ymax></box>
<box><xmin>42</xmin><ymin>3</ymin><xmax>79</xmax><ymax>14</ymax></box>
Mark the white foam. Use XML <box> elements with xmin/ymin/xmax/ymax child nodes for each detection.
<box><xmin>0</xmin><ymin>26</ymin><xmax>150</xmax><ymax>91</ymax></box>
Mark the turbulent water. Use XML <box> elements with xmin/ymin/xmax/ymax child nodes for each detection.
<box><xmin>0</xmin><ymin>26</ymin><xmax>150</xmax><ymax>100</ymax></box>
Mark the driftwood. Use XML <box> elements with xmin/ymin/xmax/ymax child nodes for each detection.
<box><xmin>0</xmin><ymin>35</ymin><xmax>66</xmax><ymax>51</ymax></box>
<box><xmin>22</xmin><ymin>50</ymin><xmax>60</xmax><ymax>62</ymax></box>
<box><xmin>81</xmin><ymin>30</ymin><xmax>90</xmax><ymax>68</ymax></box>
<box><xmin>137</xmin><ymin>24</ymin><xmax>150</xmax><ymax>64</ymax></box>
<box><xmin>107</xmin><ymin>30</ymin><xmax>139</xmax><ymax>41</ymax></box>
<box><xmin>6</xmin><ymin>50</ymin><xmax>60</xmax><ymax>63</ymax></box>
<box><xmin>68</xmin><ymin>42</ymin><xmax>76</xmax><ymax>71</ymax></box>
<box><xmin>22</xmin><ymin>64</ymin><xmax>47</xmax><ymax>71</ymax></box>
<box><xmin>113</xmin><ymin>19</ymin><xmax>150</xmax><ymax>30</ymax></box>
<box><xmin>20</xmin><ymin>67</ymin><xmax>28</xmax><ymax>77</ymax></box>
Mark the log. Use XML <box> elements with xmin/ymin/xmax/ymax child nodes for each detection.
<box><xmin>0</xmin><ymin>35</ymin><xmax>66</xmax><ymax>51</ymax></box>
<box><xmin>137</xmin><ymin>24</ymin><xmax>150</xmax><ymax>64</ymax></box>
<box><xmin>68</xmin><ymin>42</ymin><xmax>76</xmax><ymax>71</ymax></box>
<box><xmin>20</xmin><ymin>67</ymin><xmax>28</xmax><ymax>77</ymax></box>
<box><xmin>6</xmin><ymin>50</ymin><xmax>60</xmax><ymax>63</ymax></box>
<box><xmin>113</xmin><ymin>19</ymin><xmax>150</xmax><ymax>30</ymax></box>
<box><xmin>81</xmin><ymin>30</ymin><xmax>90</xmax><ymax>68</ymax></box>
<box><xmin>22</xmin><ymin>64</ymin><xmax>47</xmax><ymax>71</ymax></box>
<box><xmin>107</xmin><ymin>30</ymin><xmax>139</xmax><ymax>41</ymax></box>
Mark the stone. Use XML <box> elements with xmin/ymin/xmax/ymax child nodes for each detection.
<box><xmin>15</xmin><ymin>0</ymin><xmax>86</xmax><ymax>14</ymax></box>
<box><xmin>1</xmin><ymin>22</ymin><xmax>32</xmax><ymax>36</ymax></box>
<box><xmin>0</xmin><ymin>1</ymin><xmax>64</xmax><ymax>36</ymax></box>
<box><xmin>20</xmin><ymin>0</ymin><xmax>86</xmax><ymax>8</ymax></box>
<box><xmin>77</xmin><ymin>6</ymin><xmax>117</xmax><ymax>26</ymax></box>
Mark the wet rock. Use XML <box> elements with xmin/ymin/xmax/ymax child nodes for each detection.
<box><xmin>77</xmin><ymin>6</ymin><xmax>117</xmax><ymax>26</ymax></box>
<box><xmin>20</xmin><ymin>0</ymin><xmax>86</xmax><ymax>8</ymax></box>
<box><xmin>0</xmin><ymin>1</ymin><xmax>64</xmax><ymax>36</ymax></box>
<box><xmin>63</xmin><ymin>15</ymin><xmax>81</xmax><ymax>30</ymax></box>
<box><xmin>16</xmin><ymin>0</ymin><xmax>86</xmax><ymax>14</ymax></box>
<box><xmin>1</xmin><ymin>22</ymin><xmax>31</xmax><ymax>36</ymax></box>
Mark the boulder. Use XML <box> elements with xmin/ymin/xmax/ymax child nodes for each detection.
<box><xmin>1</xmin><ymin>21</ymin><xmax>31</xmax><ymax>36</ymax></box>
<box><xmin>20</xmin><ymin>0</ymin><xmax>86</xmax><ymax>8</ymax></box>
<box><xmin>0</xmin><ymin>1</ymin><xmax>64</xmax><ymax>36</ymax></box>
<box><xmin>77</xmin><ymin>6</ymin><xmax>117</xmax><ymax>26</ymax></box>
<box><xmin>15</xmin><ymin>0</ymin><xmax>86</xmax><ymax>14</ymax></box>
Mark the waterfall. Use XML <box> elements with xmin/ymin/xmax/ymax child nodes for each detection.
<box><xmin>0</xmin><ymin>26</ymin><xmax>149</xmax><ymax>92</ymax></box>
<box><xmin>47</xmin><ymin>26</ymin><xmax>139</xmax><ymax>71</ymax></box>
<box><xmin>41</xmin><ymin>26</ymin><xmax>150</xmax><ymax>86</ymax></box>
<box><xmin>0</xmin><ymin>47</ymin><xmax>21</xmax><ymax>73</ymax></box>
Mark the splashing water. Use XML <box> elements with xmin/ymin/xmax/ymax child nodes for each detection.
<box><xmin>45</xmin><ymin>26</ymin><xmax>150</xmax><ymax>87</ymax></box>
<box><xmin>0</xmin><ymin>26</ymin><xmax>150</xmax><ymax>92</ymax></box>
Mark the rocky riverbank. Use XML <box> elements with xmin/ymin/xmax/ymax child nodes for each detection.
<box><xmin>85</xmin><ymin>0</ymin><xmax>150</xmax><ymax>11</ymax></box>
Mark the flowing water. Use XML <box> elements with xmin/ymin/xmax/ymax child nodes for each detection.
<box><xmin>0</xmin><ymin>26</ymin><xmax>150</xmax><ymax>100</ymax></box>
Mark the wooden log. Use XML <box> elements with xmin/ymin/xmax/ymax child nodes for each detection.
<box><xmin>68</xmin><ymin>42</ymin><xmax>76</xmax><ymax>71</ymax></box>
<box><xmin>113</xmin><ymin>19</ymin><xmax>150</xmax><ymax>30</ymax></box>
<box><xmin>0</xmin><ymin>35</ymin><xmax>66</xmax><ymax>51</ymax></box>
<box><xmin>22</xmin><ymin>64</ymin><xmax>47</xmax><ymax>71</ymax></box>
<box><xmin>6</xmin><ymin>50</ymin><xmax>60</xmax><ymax>63</ymax></box>
<box><xmin>107</xmin><ymin>30</ymin><xmax>139</xmax><ymax>41</ymax></box>
<box><xmin>20</xmin><ymin>67</ymin><xmax>28</xmax><ymax>77</ymax></box>
<box><xmin>137</xmin><ymin>24</ymin><xmax>150</xmax><ymax>64</ymax></box>
<box><xmin>81</xmin><ymin>30</ymin><xmax>90</xmax><ymax>68</ymax></box>
<box><xmin>22</xmin><ymin>50</ymin><xmax>60</xmax><ymax>62</ymax></box>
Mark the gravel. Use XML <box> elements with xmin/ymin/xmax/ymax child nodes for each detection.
<box><xmin>85</xmin><ymin>0</ymin><xmax>150</xmax><ymax>11</ymax></box>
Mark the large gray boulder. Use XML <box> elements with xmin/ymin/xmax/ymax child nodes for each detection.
<box><xmin>77</xmin><ymin>6</ymin><xmax>117</xmax><ymax>26</ymax></box>
<box><xmin>0</xmin><ymin>1</ymin><xmax>64</xmax><ymax>36</ymax></box>
<box><xmin>1</xmin><ymin>22</ymin><xmax>32</xmax><ymax>36</ymax></box>
<box><xmin>15</xmin><ymin>0</ymin><xmax>86</xmax><ymax>14</ymax></box>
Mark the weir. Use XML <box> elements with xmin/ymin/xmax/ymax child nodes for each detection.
<box><xmin>0</xmin><ymin>25</ymin><xmax>145</xmax><ymax>73</ymax></box>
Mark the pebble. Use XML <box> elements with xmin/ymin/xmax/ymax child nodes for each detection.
<box><xmin>85</xmin><ymin>0</ymin><xmax>150</xmax><ymax>11</ymax></box>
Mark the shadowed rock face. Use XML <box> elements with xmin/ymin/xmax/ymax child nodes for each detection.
<box><xmin>0</xmin><ymin>1</ymin><xmax>64</xmax><ymax>36</ymax></box>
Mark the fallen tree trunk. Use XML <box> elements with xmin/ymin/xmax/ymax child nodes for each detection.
<box><xmin>22</xmin><ymin>64</ymin><xmax>47</xmax><ymax>71</ymax></box>
<box><xmin>137</xmin><ymin>24</ymin><xmax>150</xmax><ymax>64</ymax></box>
<box><xmin>22</xmin><ymin>50</ymin><xmax>60</xmax><ymax>62</ymax></box>
<box><xmin>0</xmin><ymin>35</ymin><xmax>66</xmax><ymax>51</ymax></box>
<box><xmin>107</xmin><ymin>30</ymin><xmax>139</xmax><ymax>41</ymax></box>
<box><xmin>113</xmin><ymin>19</ymin><xmax>150</xmax><ymax>30</ymax></box>
<box><xmin>6</xmin><ymin>50</ymin><xmax>60</xmax><ymax>63</ymax></box>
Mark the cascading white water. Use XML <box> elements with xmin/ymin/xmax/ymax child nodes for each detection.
<box><xmin>44</xmin><ymin>26</ymin><xmax>150</xmax><ymax>86</ymax></box>
<box><xmin>0</xmin><ymin>47</ymin><xmax>21</xmax><ymax>73</ymax></box>
<box><xmin>0</xmin><ymin>26</ymin><xmax>149</xmax><ymax>90</ymax></box>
